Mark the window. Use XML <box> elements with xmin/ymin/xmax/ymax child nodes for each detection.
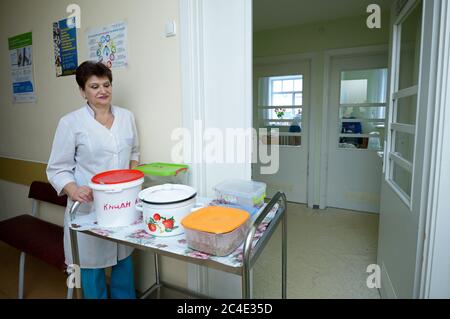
<box><xmin>265</xmin><ymin>75</ymin><xmax>303</xmax><ymax>126</ymax></box>
<box><xmin>257</xmin><ymin>75</ymin><xmax>303</xmax><ymax>146</ymax></box>
<box><xmin>338</xmin><ymin>68</ymin><xmax>388</xmax><ymax>150</ymax></box>
<box><xmin>386</xmin><ymin>0</ymin><xmax>422</xmax><ymax>204</ymax></box>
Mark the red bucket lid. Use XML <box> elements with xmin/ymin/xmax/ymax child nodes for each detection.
<box><xmin>91</xmin><ymin>169</ymin><xmax>144</xmax><ymax>185</ymax></box>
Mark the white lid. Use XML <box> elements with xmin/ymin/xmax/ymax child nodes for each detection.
<box><xmin>139</xmin><ymin>184</ymin><xmax>196</xmax><ymax>205</ymax></box>
<box><xmin>213</xmin><ymin>179</ymin><xmax>266</xmax><ymax>197</ymax></box>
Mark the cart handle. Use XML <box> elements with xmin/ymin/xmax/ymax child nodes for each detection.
<box><xmin>241</xmin><ymin>191</ymin><xmax>287</xmax><ymax>298</ymax></box>
<box><xmin>243</xmin><ymin>191</ymin><xmax>286</xmax><ymax>257</ymax></box>
<box><xmin>69</xmin><ymin>201</ymin><xmax>81</xmax><ymax>222</ymax></box>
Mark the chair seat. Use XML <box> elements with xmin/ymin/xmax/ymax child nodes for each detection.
<box><xmin>0</xmin><ymin>215</ymin><xmax>66</xmax><ymax>272</ymax></box>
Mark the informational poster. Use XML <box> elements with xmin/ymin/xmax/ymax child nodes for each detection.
<box><xmin>8</xmin><ymin>32</ymin><xmax>36</xmax><ymax>103</ymax></box>
<box><xmin>86</xmin><ymin>21</ymin><xmax>127</xmax><ymax>69</ymax></box>
<box><xmin>53</xmin><ymin>17</ymin><xmax>78</xmax><ymax>76</ymax></box>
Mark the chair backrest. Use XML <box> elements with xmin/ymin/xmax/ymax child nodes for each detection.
<box><xmin>28</xmin><ymin>181</ymin><xmax>67</xmax><ymax>207</ymax></box>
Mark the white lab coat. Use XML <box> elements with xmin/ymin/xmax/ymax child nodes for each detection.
<box><xmin>47</xmin><ymin>105</ymin><xmax>140</xmax><ymax>268</ymax></box>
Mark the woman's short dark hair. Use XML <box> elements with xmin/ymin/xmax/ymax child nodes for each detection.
<box><xmin>75</xmin><ymin>61</ymin><xmax>112</xmax><ymax>89</ymax></box>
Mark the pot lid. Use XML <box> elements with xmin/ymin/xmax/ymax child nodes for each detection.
<box><xmin>91</xmin><ymin>169</ymin><xmax>144</xmax><ymax>185</ymax></box>
<box><xmin>139</xmin><ymin>184</ymin><xmax>196</xmax><ymax>205</ymax></box>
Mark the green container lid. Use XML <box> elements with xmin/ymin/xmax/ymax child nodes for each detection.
<box><xmin>135</xmin><ymin>162</ymin><xmax>189</xmax><ymax>177</ymax></box>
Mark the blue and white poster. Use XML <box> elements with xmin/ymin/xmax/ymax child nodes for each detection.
<box><xmin>53</xmin><ymin>17</ymin><xmax>78</xmax><ymax>76</ymax></box>
<box><xmin>8</xmin><ymin>32</ymin><xmax>36</xmax><ymax>103</ymax></box>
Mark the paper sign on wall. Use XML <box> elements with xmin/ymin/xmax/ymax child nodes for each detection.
<box><xmin>86</xmin><ymin>21</ymin><xmax>128</xmax><ymax>69</ymax></box>
<box><xmin>8</xmin><ymin>32</ymin><xmax>36</xmax><ymax>103</ymax></box>
<box><xmin>53</xmin><ymin>17</ymin><xmax>78</xmax><ymax>76</ymax></box>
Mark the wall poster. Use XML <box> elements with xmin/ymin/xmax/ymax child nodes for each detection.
<box><xmin>8</xmin><ymin>32</ymin><xmax>36</xmax><ymax>103</ymax></box>
<box><xmin>53</xmin><ymin>17</ymin><xmax>78</xmax><ymax>77</ymax></box>
<box><xmin>86</xmin><ymin>21</ymin><xmax>128</xmax><ymax>69</ymax></box>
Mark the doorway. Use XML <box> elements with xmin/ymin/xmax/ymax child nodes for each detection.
<box><xmin>179</xmin><ymin>0</ymin><xmax>446</xmax><ymax>300</ymax></box>
<box><xmin>252</xmin><ymin>60</ymin><xmax>311</xmax><ymax>203</ymax></box>
<box><xmin>325</xmin><ymin>52</ymin><xmax>388</xmax><ymax>213</ymax></box>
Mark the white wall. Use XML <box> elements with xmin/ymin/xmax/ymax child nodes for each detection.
<box><xmin>0</xmin><ymin>0</ymin><xmax>182</xmax><ymax>164</ymax></box>
<box><xmin>180</xmin><ymin>0</ymin><xmax>252</xmax><ymax>298</ymax></box>
<box><xmin>0</xmin><ymin>0</ymin><xmax>187</xmax><ymax>293</ymax></box>
<box><xmin>421</xmin><ymin>0</ymin><xmax>450</xmax><ymax>297</ymax></box>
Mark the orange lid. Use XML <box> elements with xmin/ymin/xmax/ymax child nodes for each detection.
<box><xmin>91</xmin><ymin>169</ymin><xmax>144</xmax><ymax>185</ymax></box>
<box><xmin>181</xmin><ymin>206</ymin><xmax>250</xmax><ymax>234</ymax></box>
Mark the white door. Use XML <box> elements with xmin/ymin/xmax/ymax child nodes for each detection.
<box><xmin>377</xmin><ymin>0</ymin><xmax>432</xmax><ymax>298</ymax></box>
<box><xmin>326</xmin><ymin>53</ymin><xmax>388</xmax><ymax>213</ymax></box>
<box><xmin>252</xmin><ymin>60</ymin><xmax>310</xmax><ymax>203</ymax></box>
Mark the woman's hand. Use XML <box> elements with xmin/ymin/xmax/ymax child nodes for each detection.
<box><xmin>130</xmin><ymin>160</ymin><xmax>139</xmax><ymax>169</ymax></box>
<box><xmin>72</xmin><ymin>186</ymin><xmax>94</xmax><ymax>203</ymax></box>
<box><xmin>64</xmin><ymin>182</ymin><xmax>93</xmax><ymax>203</ymax></box>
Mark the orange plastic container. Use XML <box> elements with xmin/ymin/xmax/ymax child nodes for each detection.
<box><xmin>181</xmin><ymin>206</ymin><xmax>250</xmax><ymax>256</ymax></box>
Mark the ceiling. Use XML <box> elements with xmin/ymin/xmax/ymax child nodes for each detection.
<box><xmin>253</xmin><ymin>0</ymin><xmax>394</xmax><ymax>32</ymax></box>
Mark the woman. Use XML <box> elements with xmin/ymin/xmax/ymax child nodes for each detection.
<box><xmin>47</xmin><ymin>61</ymin><xmax>140</xmax><ymax>299</ymax></box>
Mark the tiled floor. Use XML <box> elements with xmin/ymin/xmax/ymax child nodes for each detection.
<box><xmin>252</xmin><ymin>203</ymin><xmax>381</xmax><ymax>299</ymax></box>
<box><xmin>0</xmin><ymin>203</ymin><xmax>380</xmax><ymax>299</ymax></box>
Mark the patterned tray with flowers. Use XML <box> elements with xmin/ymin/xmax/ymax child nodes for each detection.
<box><xmin>70</xmin><ymin>198</ymin><xmax>280</xmax><ymax>268</ymax></box>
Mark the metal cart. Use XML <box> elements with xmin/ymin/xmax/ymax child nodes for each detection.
<box><xmin>69</xmin><ymin>191</ymin><xmax>287</xmax><ymax>299</ymax></box>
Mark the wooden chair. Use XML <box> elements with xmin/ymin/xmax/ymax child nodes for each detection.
<box><xmin>0</xmin><ymin>181</ymin><xmax>72</xmax><ymax>298</ymax></box>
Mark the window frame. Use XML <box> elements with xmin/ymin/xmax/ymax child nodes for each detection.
<box><xmin>385</xmin><ymin>0</ymin><xmax>423</xmax><ymax>208</ymax></box>
<box><xmin>264</xmin><ymin>75</ymin><xmax>303</xmax><ymax>127</ymax></box>
<box><xmin>257</xmin><ymin>74</ymin><xmax>304</xmax><ymax>147</ymax></box>
<box><xmin>336</xmin><ymin>68</ymin><xmax>388</xmax><ymax>151</ymax></box>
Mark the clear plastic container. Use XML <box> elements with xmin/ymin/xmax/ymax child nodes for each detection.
<box><xmin>213</xmin><ymin>179</ymin><xmax>267</xmax><ymax>210</ymax></box>
<box><xmin>184</xmin><ymin>219</ymin><xmax>251</xmax><ymax>256</ymax></box>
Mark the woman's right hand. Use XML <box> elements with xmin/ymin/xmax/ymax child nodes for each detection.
<box><xmin>64</xmin><ymin>183</ymin><xmax>93</xmax><ymax>203</ymax></box>
<box><xmin>71</xmin><ymin>186</ymin><xmax>94</xmax><ymax>203</ymax></box>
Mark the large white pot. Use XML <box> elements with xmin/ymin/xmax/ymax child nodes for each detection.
<box><xmin>89</xmin><ymin>169</ymin><xmax>144</xmax><ymax>227</ymax></box>
<box><xmin>137</xmin><ymin>184</ymin><xmax>199</xmax><ymax>237</ymax></box>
